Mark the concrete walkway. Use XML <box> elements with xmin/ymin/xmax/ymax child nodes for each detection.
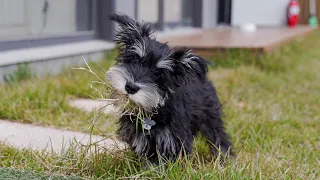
<box><xmin>68</xmin><ymin>98</ymin><xmax>118</xmax><ymax>114</ymax></box>
<box><xmin>0</xmin><ymin>98</ymin><xmax>125</xmax><ymax>153</ymax></box>
<box><xmin>0</xmin><ymin>120</ymin><xmax>125</xmax><ymax>153</ymax></box>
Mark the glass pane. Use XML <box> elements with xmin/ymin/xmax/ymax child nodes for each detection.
<box><xmin>0</xmin><ymin>0</ymin><xmax>93</xmax><ymax>40</ymax></box>
<box><xmin>137</xmin><ymin>0</ymin><xmax>159</xmax><ymax>24</ymax></box>
<box><xmin>164</xmin><ymin>0</ymin><xmax>192</xmax><ymax>28</ymax></box>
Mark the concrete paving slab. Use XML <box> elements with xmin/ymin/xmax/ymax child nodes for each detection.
<box><xmin>0</xmin><ymin>120</ymin><xmax>125</xmax><ymax>153</ymax></box>
<box><xmin>68</xmin><ymin>98</ymin><xmax>119</xmax><ymax>114</ymax></box>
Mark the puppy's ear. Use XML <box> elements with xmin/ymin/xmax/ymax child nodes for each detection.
<box><xmin>109</xmin><ymin>13</ymin><xmax>153</xmax><ymax>56</ymax></box>
<box><xmin>170</xmin><ymin>47</ymin><xmax>209</xmax><ymax>77</ymax></box>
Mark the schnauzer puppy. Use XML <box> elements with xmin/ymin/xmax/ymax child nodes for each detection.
<box><xmin>106</xmin><ymin>13</ymin><xmax>234</xmax><ymax>162</ymax></box>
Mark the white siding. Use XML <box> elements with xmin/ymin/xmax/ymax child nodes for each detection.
<box><xmin>0</xmin><ymin>0</ymin><xmax>77</xmax><ymax>39</ymax></box>
<box><xmin>25</xmin><ymin>0</ymin><xmax>76</xmax><ymax>36</ymax></box>
<box><xmin>0</xmin><ymin>0</ymin><xmax>26</xmax><ymax>26</ymax></box>
<box><xmin>116</xmin><ymin>0</ymin><xmax>135</xmax><ymax>20</ymax></box>
<box><xmin>202</xmin><ymin>0</ymin><xmax>218</xmax><ymax>28</ymax></box>
<box><xmin>164</xmin><ymin>0</ymin><xmax>182</xmax><ymax>23</ymax></box>
<box><xmin>232</xmin><ymin>0</ymin><xmax>290</xmax><ymax>26</ymax></box>
<box><xmin>137</xmin><ymin>0</ymin><xmax>159</xmax><ymax>23</ymax></box>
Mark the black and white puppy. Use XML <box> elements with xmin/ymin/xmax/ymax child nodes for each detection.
<box><xmin>106</xmin><ymin>13</ymin><xmax>234</xmax><ymax>162</ymax></box>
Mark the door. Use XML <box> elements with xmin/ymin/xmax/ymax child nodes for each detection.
<box><xmin>218</xmin><ymin>0</ymin><xmax>232</xmax><ymax>25</ymax></box>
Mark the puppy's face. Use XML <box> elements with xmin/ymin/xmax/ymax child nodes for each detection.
<box><xmin>106</xmin><ymin>14</ymin><xmax>208</xmax><ymax>111</ymax></box>
<box><xmin>106</xmin><ymin>39</ymin><xmax>172</xmax><ymax>110</ymax></box>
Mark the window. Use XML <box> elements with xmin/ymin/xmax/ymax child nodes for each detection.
<box><xmin>136</xmin><ymin>0</ymin><xmax>194</xmax><ymax>31</ymax></box>
<box><xmin>0</xmin><ymin>0</ymin><xmax>98</xmax><ymax>51</ymax></box>
<box><xmin>163</xmin><ymin>0</ymin><xmax>192</xmax><ymax>29</ymax></box>
<box><xmin>0</xmin><ymin>0</ymin><xmax>94</xmax><ymax>40</ymax></box>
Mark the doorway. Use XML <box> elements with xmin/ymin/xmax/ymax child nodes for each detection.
<box><xmin>218</xmin><ymin>0</ymin><xmax>232</xmax><ymax>25</ymax></box>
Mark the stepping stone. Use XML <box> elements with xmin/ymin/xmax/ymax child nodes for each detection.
<box><xmin>0</xmin><ymin>120</ymin><xmax>125</xmax><ymax>153</ymax></box>
<box><xmin>68</xmin><ymin>98</ymin><xmax>118</xmax><ymax>114</ymax></box>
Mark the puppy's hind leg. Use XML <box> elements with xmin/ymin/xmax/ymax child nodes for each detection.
<box><xmin>199</xmin><ymin>123</ymin><xmax>234</xmax><ymax>160</ymax></box>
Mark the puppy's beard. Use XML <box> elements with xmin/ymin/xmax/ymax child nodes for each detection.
<box><xmin>129</xmin><ymin>83</ymin><xmax>164</xmax><ymax>111</ymax></box>
<box><xmin>106</xmin><ymin>66</ymin><xmax>133</xmax><ymax>94</ymax></box>
<box><xmin>106</xmin><ymin>66</ymin><xmax>164</xmax><ymax>111</ymax></box>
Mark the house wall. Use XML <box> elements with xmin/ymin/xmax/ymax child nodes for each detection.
<box><xmin>231</xmin><ymin>0</ymin><xmax>290</xmax><ymax>26</ymax></box>
<box><xmin>202</xmin><ymin>0</ymin><xmax>218</xmax><ymax>28</ymax></box>
<box><xmin>26</xmin><ymin>0</ymin><xmax>77</xmax><ymax>36</ymax></box>
<box><xmin>0</xmin><ymin>0</ymin><xmax>27</xmax><ymax>39</ymax></box>
<box><xmin>116</xmin><ymin>0</ymin><xmax>136</xmax><ymax>19</ymax></box>
<box><xmin>1</xmin><ymin>0</ymin><xmax>220</xmax><ymax>42</ymax></box>
<box><xmin>164</xmin><ymin>0</ymin><xmax>183</xmax><ymax>23</ymax></box>
<box><xmin>137</xmin><ymin>0</ymin><xmax>159</xmax><ymax>23</ymax></box>
<box><xmin>136</xmin><ymin>0</ymin><xmax>188</xmax><ymax>23</ymax></box>
<box><xmin>136</xmin><ymin>0</ymin><xmax>219</xmax><ymax>28</ymax></box>
<box><xmin>0</xmin><ymin>0</ymin><xmax>77</xmax><ymax>40</ymax></box>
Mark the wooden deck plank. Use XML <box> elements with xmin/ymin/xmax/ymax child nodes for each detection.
<box><xmin>159</xmin><ymin>26</ymin><xmax>317</xmax><ymax>56</ymax></box>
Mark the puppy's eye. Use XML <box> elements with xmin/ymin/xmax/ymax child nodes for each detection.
<box><xmin>154</xmin><ymin>70</ymin><xmax>161</xmax><ymax>79</ymax></box>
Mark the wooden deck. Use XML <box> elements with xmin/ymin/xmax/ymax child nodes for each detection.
<box><xmin>159</xmin><ymin>26</ymin><xmax>317</xmax><ymax>56</ymax></box>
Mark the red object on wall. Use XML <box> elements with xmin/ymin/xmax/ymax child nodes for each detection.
<box><xmin>287</xmin><ymin>0</ymin><xmax>300</xmax><ymax>27</ymax></box>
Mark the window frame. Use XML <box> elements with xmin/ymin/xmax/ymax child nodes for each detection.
<box><xmin>134</xmin><ymin>0</ymin><xmax>203</xmax><ymax>30</ymax></box>
<box><xmin>0</xmin><ymin>0</ymin><xmax>115</xmax><ymax>52</ymax></box>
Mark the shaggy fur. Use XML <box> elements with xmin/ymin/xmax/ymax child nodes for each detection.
<box><xmin>107</xmin><ymin>13</ymin><xmax>234</xmax><ymax>162</ymax></box>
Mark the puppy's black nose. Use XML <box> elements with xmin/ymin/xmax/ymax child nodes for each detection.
<box><xmin>125</xmin><ymin>82</ymin><xmax>140</xmax><ymax>94</ymax></box>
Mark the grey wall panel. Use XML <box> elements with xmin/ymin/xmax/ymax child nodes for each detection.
<box><xmin>202</xmin><ymin>0</ymin><xmax>218</xmax><ymax>28</ymax></box>
<box><xmin>232</xmin><ymin>0</ymin><xmax>290</xmax><ymax>26</ymax></box>
<box><xmin>116</xmin><ymin>0</ymin><xmax>136</xmax><ymax>19</ymax></box>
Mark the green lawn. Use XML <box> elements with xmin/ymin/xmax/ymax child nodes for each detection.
<box><xmin>0</xmin><ymin>167</ymin><xmax>82</xmax><ymax>180</ymax></box>
<box><xmin>0</xmin><ymin>31</ymin><xmax>320</xmax><ymax>179</ymax></box>
<box><xmin>0</xmin><ymin>51</ymin><xmax>118</xmax><ymax>135</ymax></box>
